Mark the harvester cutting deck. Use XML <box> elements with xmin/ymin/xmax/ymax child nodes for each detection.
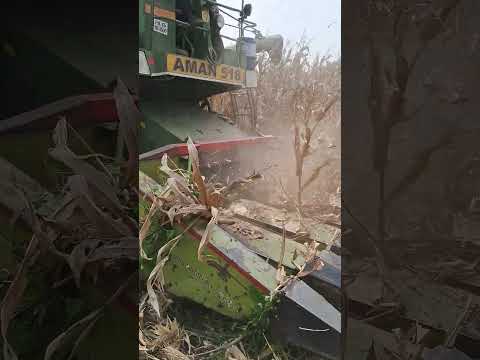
<box><xmin>139</xmin><ymin>1</ymin><xmax>341</xmax><ymax>357</ymax></box>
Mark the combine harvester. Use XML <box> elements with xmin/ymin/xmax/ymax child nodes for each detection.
<box><xmin>138</xmin><ymin>1</ymin><xmax>341</xmax><ymax>358</ymax></box>
<box><xmin>1</xmin><ymin>2</ymin><xmax>340</xmax><ymax>357</ymax></box>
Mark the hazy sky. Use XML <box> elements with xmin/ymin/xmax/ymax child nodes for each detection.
<box><xmin>219</xmin><ymin>0</ymin><xmax>341</xmax><ymax>57</ymax></box>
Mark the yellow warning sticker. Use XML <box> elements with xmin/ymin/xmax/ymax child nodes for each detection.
<box><xmin>166</xmin><ymin>54</ymin><xmax>245</xmax><ymax>85</ymax></box>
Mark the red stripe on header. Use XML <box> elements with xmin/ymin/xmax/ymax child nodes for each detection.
<box><xmin>139</xmin><ymin>135</ymin><xmax>275</xmax><ymax>161</ymax></box>
<box><xmin>0</xmin><ymin>93</ymin><xmax>139</xmax><ymax>134</ymax></box>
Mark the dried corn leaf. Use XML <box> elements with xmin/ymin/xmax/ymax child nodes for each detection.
<box><xmin>52</xmin><ymin>116</ymin><xmax>68</xmax><ymax>147</ymax></box>
<box><xmin>146</xmin><ymin>235</ymin><xmax>182</xmax><ymax>318</ymax></box>
<box><xmin>67</xmin><ymin>175</ymin><xmax>133</xmax><ymax>237</ymax></box>
<box><xmin>48</xmin><ymin>191</ymin><xmax>77</xmax><ymax>222</ymax></box>
<box><xmin>65</xmin><ymin>316</ymin><xmax>100</xmax><ymax>360</ymax></box>
<box><xmin>146</xmin><ymin>317</ymin><xmax>185</xmax><ymax>351</ymax></box>
<box><xmin>60</xmin><ymin>237</ymin><xmax>136</xmax><ymax>287</ymax></box>
<box><xmin>276</xmin><ymin>266</ymin><xmax>287</xmax><ymax>284</ymax></box>
<box><xmin>300</xmin><ymin>240</ymin><xmax>320</xmax><ymax>261</ymax></box>
<box><xmin>160</xmin><ymin>154</ymin><xmax>190</xmax><ymax>191</ymax></box>
<box><xmin>146</xmin><ymin>221</ymin><xmax>198</xmax><ymax>318</ymax></box>
<box><xmin>160</xmin><ymin>346</ymin><xmax>190</xmax><ymax>360</ymax></box>
<box><xmin>49</xmin><ymin>146</ymin><xmax>122</xmax><ymax>209</ymax></box>
<box><xmin>88</xmin><ymin>239</ymin><xmax>137</xmax><ymax>262</ymax></box>
<box><xmin>225</xmin><ymin>345</ymin><xmax>249</xmax><ymax>360</ymax></box>
<box><xmin>166</xmin><ymin>178</ymin><xmax>196</xmax><ymax>205</ymax></box>
<box><xmin>44</xmin><ymin>305</ymin><xmax>102</xmax><ymax>360</ymax></box>
<box><xmin>113</xmin><ymin>78</ymin><xmax>140</xmax><ymax>184</ymax></box>
<box><xmin>187</xmin><ymin>138</ymin><xmax>209</xmax><ymax>207</ymax></box>
<box><xmin>0</xmin><ymin>158</ymin><xmax>49</xmax><ymax>227</ymax></box>
<box><xmin>197</xmin><ymin>207</ymin><xmax>219</xmax><ymax>262</ymax></box>
<box><xmin>297</xmin><ymin>257</ymin><xmax>324</xmax><ymax>278</ymax></box>
<box><xmin>140</xmin><ymin>201</ymin><xmax>159</xmax><ymax>260</ymax></box>
<box><xmin>50</xmin><ymin>119</ymin><xmax>123</xmax><ymax>213</ymax></box>
<box><xmin>147</xmin><ymin>256</ymin><xmax>172</xmax><ymax>317</ymax></box>
<box><xmin>66</xmin><ymin>239</ymin><xmax>101</xmax><ymax>287</ymax></box>
<box><xmin>166</xmin><ymin>204</ymin><xmax>209</xmax><ymax>225</ymax></box>
<box><xmin>147</xmin><ymin>255</ymin><xmax>171</xmax><ymax>318</ymax></box>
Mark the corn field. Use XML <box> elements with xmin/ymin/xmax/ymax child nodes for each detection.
<box><xmin>212</xmin><ymin>39</ymin><xmax>341</xmax><ymax>219</ymax></box>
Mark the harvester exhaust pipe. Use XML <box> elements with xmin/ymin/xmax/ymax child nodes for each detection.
<box><xmin>256</xmin><ymin>35</ymin><xmax>284</xmax><ymax>64</ymax></box>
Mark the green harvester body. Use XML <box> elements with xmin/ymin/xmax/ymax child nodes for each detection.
<box><xmin>138</xmin><ymin>0</ymin><xmax>291</xmax><ymax>318</ymax></box>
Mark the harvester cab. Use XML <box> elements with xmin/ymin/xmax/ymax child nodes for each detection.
<box><xmin>139</xmin><ymin>0</ymin><xmax>283</xmax><ymax>99</ymax></box>
<box><xmin>138</xmin><ymin>0</ymin><xmax>285</xmax><ymax>160</ymax></box>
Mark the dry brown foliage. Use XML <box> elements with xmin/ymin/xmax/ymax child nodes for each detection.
<box><xmin>211</xmin><ymin>39</ymin><xmax>341</xmax><ymax>218</ymax></box>
<box><xmin>0</xmin><ymin>79</ymin><xmax>138</xmax><ymax>360</ymax></box>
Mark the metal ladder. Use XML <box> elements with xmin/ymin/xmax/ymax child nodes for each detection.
<box><xmin>229</xmin><ymin>88</ymin><xmax>257</xmax><ymax>133</ymax></box>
